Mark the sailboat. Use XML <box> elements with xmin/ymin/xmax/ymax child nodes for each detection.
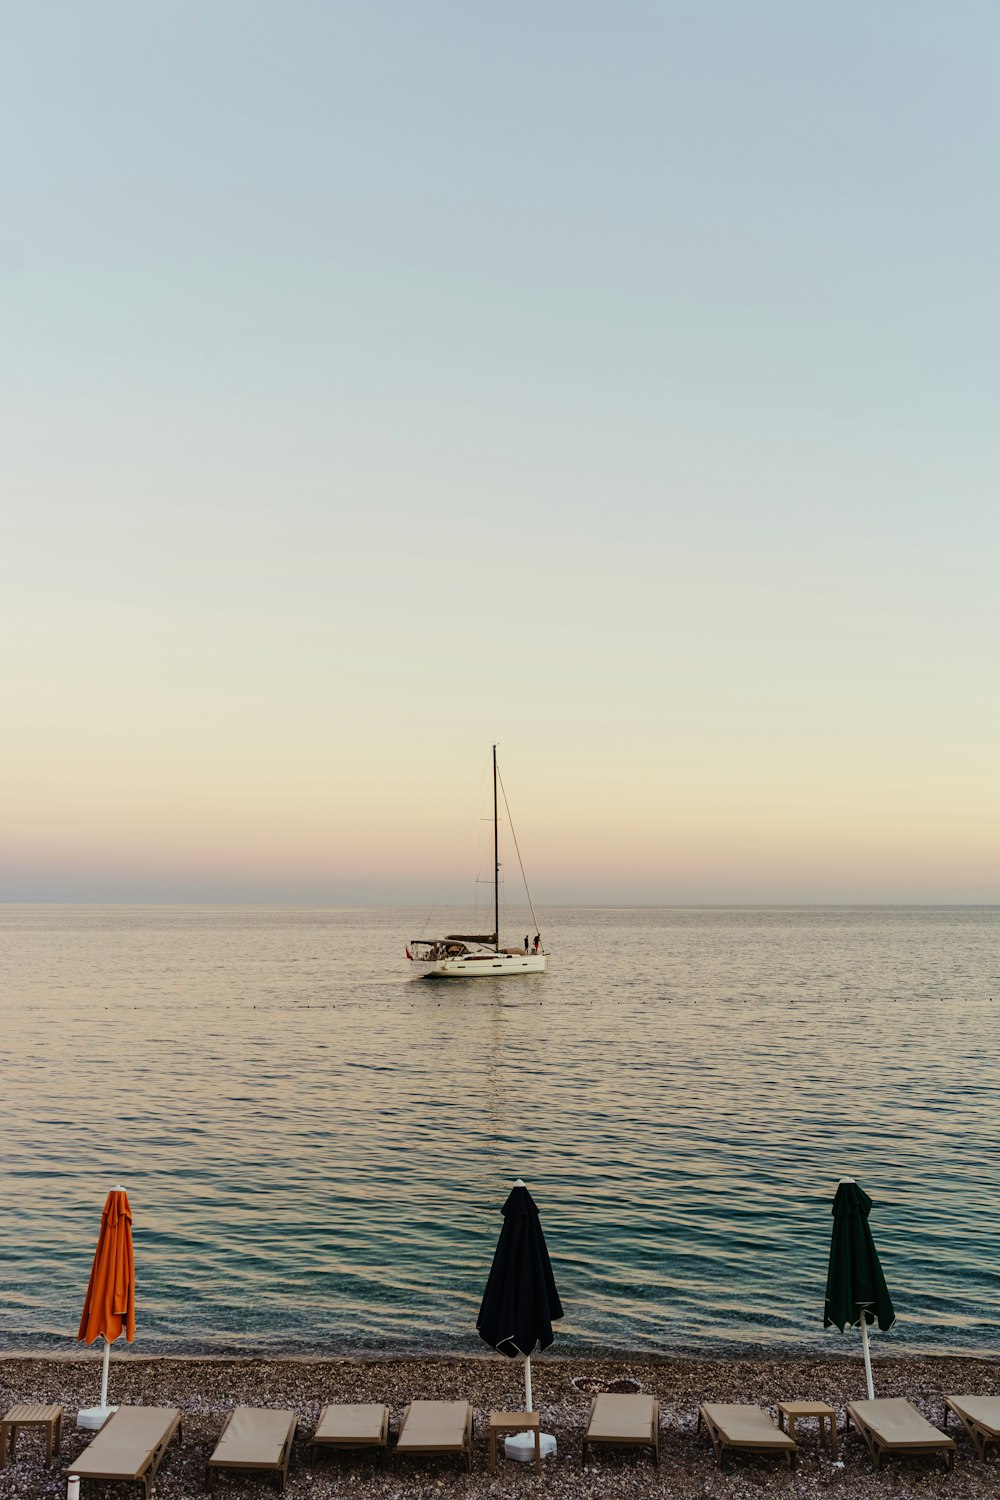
<box><xmin>406</xmin><ymin>747</ymin><xmax>547</xmax><ymax>977</ymax></box>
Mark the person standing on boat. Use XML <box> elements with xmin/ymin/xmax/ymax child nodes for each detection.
<box><xmin>524</xmin><ymin>935</ymin><xmax>529</xmax><ymax>953</ymax></box>
<box><xmin>533</xmin><ymin>933</ymin><xmax>541</xmax><ymax>954</ymax></box>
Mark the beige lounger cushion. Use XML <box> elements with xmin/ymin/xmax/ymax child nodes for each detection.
<box><xmin>395</xmin><ymin>1401</ymin><xmax>470</xmax><ymax>1452</ymax></box>
<box><xmin>587</xmin><ymin>1394</ymin><xmax>657</xmax><ymax>1443</ymax></box>
<box><xmin>71</xmin><ymin>1407</ymin><xmax>181</xmax><ymax>1481</ymax></box>
<box><xmin>946</xmin><ymin>1396</ymin><xmax>1000</xmax><ymax>1434</ymax></box>
<box><xmin>209</xmin><ymin>1407</ymin><xmax>296</xmax><ymax>1469</ymax></box>
<box><xmin>701</xmin><ymin>1404</ymin><xmax>796</xmax><ymax>1452</ymax></box>
<box><xmin>313</xmin><ymin>1404</ymin><xmax>388</xmax><ymax>1444</ymax></box>
<box><xmin>849</xmin><ymin>1398</ymin><xmax>954</xmax><ymax>1451</ymax></box>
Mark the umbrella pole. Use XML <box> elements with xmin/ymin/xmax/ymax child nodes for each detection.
<box><xmin>506</xmin><ymin>1354</ymin><xmax>556</xmax><ymax>1461</ymax></box>
<box><xmin>859</xmin><ymin>1314</ymin><xmax>874</xmax><ymax>1400</ymax></box>
<box><xmin>77</xmin><ymin>1337</ymin><xmax>117</xmax><ymax>1429</ymax></box>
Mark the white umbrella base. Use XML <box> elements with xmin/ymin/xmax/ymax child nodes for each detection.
<box><xmin>505</xmin><ymin>1431</ymin><xmax>557</xmax><ymax>1461</ymax></box>
<box><xmin>77</xmin><ymin>1405</ymin><xmax>118</xmax><ymax>1430</ymax></box>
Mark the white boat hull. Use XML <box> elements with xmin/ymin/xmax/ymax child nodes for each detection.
<box><xmin>413</xmin><ymin>951</ymin><xmax>547</xmax><ymax>977</ymax></box>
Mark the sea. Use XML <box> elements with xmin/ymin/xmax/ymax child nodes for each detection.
<box><xmin>1</xmin><ymin>905</ymin><xmax>998</xmax><ymax>1360</ymax></box>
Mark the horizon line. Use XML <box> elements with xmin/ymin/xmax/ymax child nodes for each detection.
<box><xmin>2</xmin><ymin>900</ymin><xmax>997</xmax><ymax>911</ymax></box>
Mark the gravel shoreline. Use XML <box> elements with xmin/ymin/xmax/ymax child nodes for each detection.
<box><xmin>2</xmin><ymin>1353</ymin><xmax>998</xmax><ymax>1498</ymax></box>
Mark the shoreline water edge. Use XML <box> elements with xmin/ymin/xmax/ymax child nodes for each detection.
<box><xmin>3</xmin><ymin>1353</ymin><xmax>998</xmax><ymax>1498</ymax></box>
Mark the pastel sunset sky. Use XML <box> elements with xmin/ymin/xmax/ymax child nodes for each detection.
<box><xmin>3</xmin><ymin>3</ymin><xmax>997</xmax><ymax>903</ymax></box>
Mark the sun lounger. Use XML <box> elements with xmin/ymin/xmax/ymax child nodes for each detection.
<box><xmin>582</xmin><ymin>1393</ymin><xmax>659</xmax><ymax>1466</ymax></box>
<box><xmin>845</xmin><ymin>1398</ymin><xmax>956</xmax><ymax>1472</ymax></box>
<box><xmin>697</xmin><ymin>1403</ymin><xmax>797</xmax><ymax>1470</ymax></box>
<box><xmin>309</xmin><ymin>1403</ymin><xmax>389</xmax><ymax>1465</ymax></box>
<box><xmin>393</xmin><ymin>1400</ymin><xmax>473</xmax><ymax>1473</ymax></box>
<box><xmin>944</xmin><ymin>1396</ymin><xmax>1000</xmax><ymax>1461</ymax></box>
<box><xmin>67</xmin><ymin>1406</ymin><xmax>182</xmax><ymax>1500</ymax></box>
<box><xmin>206</xmin><ymin>1407</ymin><xmax>297</xmax><ymax>1491</ymax></box>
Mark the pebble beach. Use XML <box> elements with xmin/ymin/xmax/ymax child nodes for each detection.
<box><xmin>3</xmin><ymin>1353</ymin><xmax>998</xmax><ymax>1500</ymax></box>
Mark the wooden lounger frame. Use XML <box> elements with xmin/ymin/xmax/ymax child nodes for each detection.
<box><xmin>392</xmin><ymin>1401</ymin><xmax>474</xmax><ymax>1474</ymax></box>
<box><xmin>205</xmin><ymin>1409</ymin><xmax>297</xmax><ymax>1492</ymax></box>
<box><xmin>69</xmin><ymin>1408</ymin><xmax>182</xmax><ymax>1500</ymax></box>
<box><xmin>309</xmin><ymin>1403</ymin><xmax>390</xmax><ymax>1466</ymax></box>
<box><xmin>845</xmin><ymin>1400</ymin><xmax>955</xmax><ymax>1473</ymax></box>
<box><xmin>697</xmin><ymin>1404</ymin><xmax>797</xmax><ymax>1471</ymax></box>
<box><xmin>582</xmin><ymin>1394</ymin><xmax>660</xmax><ymax>1466</ymax></box>
<box><xmin>944</xmin><ymin>1397</ymin><xmax>1000</xmax><ymax>1462</ymax></box>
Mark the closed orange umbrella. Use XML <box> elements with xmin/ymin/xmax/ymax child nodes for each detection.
<box><xmin>77</xmin><ymin>1185</ymin><xmax>135</xmax><ymax>1426</ymax></box>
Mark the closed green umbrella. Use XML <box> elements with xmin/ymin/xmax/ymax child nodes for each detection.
<box><xmin>824</xmin><ymin>1177</ymin><xmax>895</xmax><ymax>1399</ymax></box>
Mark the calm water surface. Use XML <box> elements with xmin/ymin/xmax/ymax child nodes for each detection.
<box><xmin>1</xmin><ymin>905</ymin><xmax>998</xmax><ymax>1358</ymax></box>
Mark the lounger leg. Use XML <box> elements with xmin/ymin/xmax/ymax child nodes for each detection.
<box><xmin>953</xmin><ymin>1411</ymin><xmax>987</xmax><ymax>1462</ymax></box>
<box><xmin>707</xmin><ymin>1420</ymin><xmax>724</xmax><ymax>1471</ymax></box>
<box><xmin>146</xmin><ymin>1431</ymin><xmax>173</xmax><ymax>1496</ymax></box>
<box><xmin>700</xmin><ymin>1413</ymin><xmax>724</xmax><ymax>1469</ymax></box>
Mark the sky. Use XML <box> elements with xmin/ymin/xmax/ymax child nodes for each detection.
<box><xmin>2</xmin><ymin>2</ymin><xmax>998</xmax><ymax>904</ymax></box>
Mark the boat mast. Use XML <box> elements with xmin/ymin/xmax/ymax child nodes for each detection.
<box><xmin>493</xmin><ymin>744</ymin><xmax>499</xmax><ymax>951</ymax></box>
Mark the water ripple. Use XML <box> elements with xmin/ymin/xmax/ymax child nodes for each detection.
<box><xmin>1</xmin><ymin>904</ymin><xmax>998</xmax><ymax>1357</ymax></box>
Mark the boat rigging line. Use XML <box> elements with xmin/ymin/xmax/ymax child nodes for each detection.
<box><xmin>496</xmin><ymin>758</ymin><xmax>542</xmax><ymax>943</ymax></box>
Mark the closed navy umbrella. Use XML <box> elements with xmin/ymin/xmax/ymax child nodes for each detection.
<box><xmin>478</xmin><ymin>1180</ymin><xmax>563</xmax><ymax>1458</ymax></box>
<box><xmin>824</xmin><ymin>1178</ymin><xmax>895</xmax><ymax>1398</ymax></box>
